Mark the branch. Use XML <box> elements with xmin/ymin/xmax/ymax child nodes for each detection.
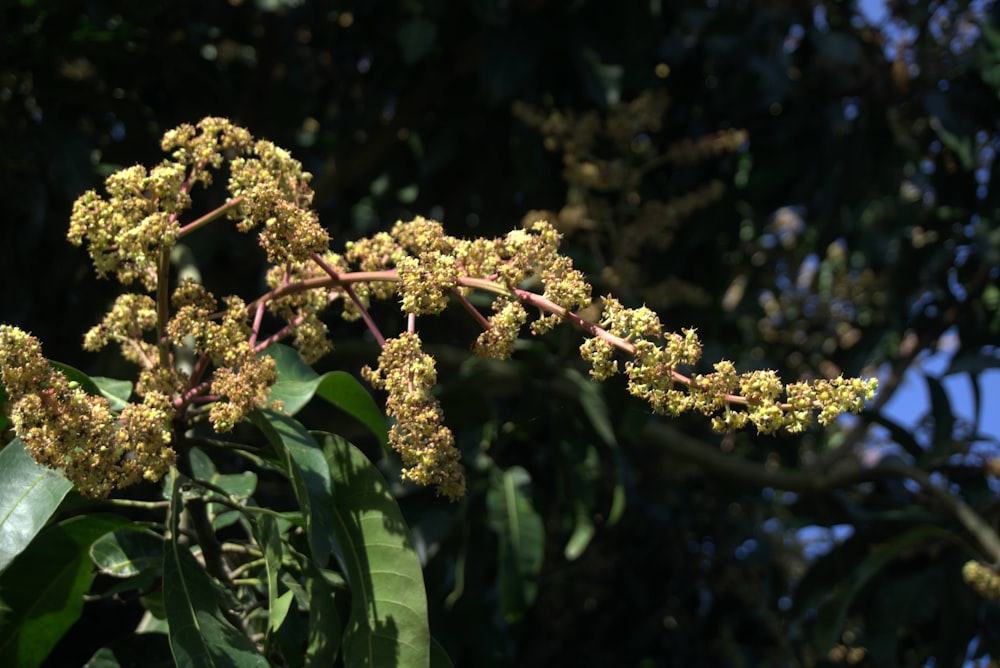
<box><xmin>643</xmin><ymin>421</ymin><xmax>1000</xmax><ymax>563</ymax></box>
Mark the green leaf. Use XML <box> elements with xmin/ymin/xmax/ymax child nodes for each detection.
<box><xmin>560</xmin><ymin>368</ymin><xmax>626</xmax><ymax>527</ymax></box>
<box><xmin>263</xmin><ymin>344</ymin><xmax>320</xmax><ymax>414</ymax></box>
<box><xmin>84</xmin><ymin>634</ymin><xmax>174</xmax><ymax>668</ymax></box>
<box><xmin>396</xmin><ymin>18</ymin><xmax>437</xmax><ymax>65</ymax></box>
<box><xmin>163</xmin><ymin>477</ymin><xmax>267</xmax><ymax>667</ymax></box>
<box><xmin>561</xmin><ymin>368</ymin><xmax>616</xmax><ymax>448</ymax></box>
<box><xmin>302</xmin><ymin>559</ymin><xmax>341</xmax><ymax>666</ymax></box>
<box><xmin>251</xmin><ymin>410</ymin><xmax>335</xmax><ymax>568</ymax></box>
<box><xmin>90</xmin><ymin>376</ymin><xmax>134</xmax><ymax>412</ymax></box>
<box><xmin>313</xmin><ymin>372</ymin><xmax>389</xmax><ymax>450</ymax></box>
<box><xmin>48</xmin><ymin>361</ymin><xmax>103</xmax><ymax>398</ymax></box>
<box><xmin>317</xmin><ymin>432</ymin><xmax>431</xmax><ymax>668</ymax></box>
<box><xmin>870</xmin><ymin>413</ymin><xmax>924</xmax><ymax>460</ymax></box>
<box><xmin>810</xmin><ymin>29</ymin><xmax>862</xmax><ymax>65</ymax></box>
<box><xmin>811</xmin><ymin>525</ymin><xmax>951</xmax><ymax>651</ymax></box>
<box><xmin>263</xmin><ymin>344</ymin><xmax>388</xmax><ymax>449</ymax></box>
<box><xmin>430</xmin><ymin>635</ymin><xmax>454</xmax><ymax>668</ymax></box>
<box><xmin>187</xmin><ymin>447</ymin><xmax>257</xmax><ymax>530</ymax></box>
<box><xmin>561</xmin><ymin>440</ymin><xmax>599</xmax><ymax>561</ymax></box>
<box><xmin>90</xmin><ymin>530</ymin><xmax>164</xmax><ymax>578</ymax></box>
<box><xmin>925</xmin><ymin>376</ymin><xmax>955</xmax><ymax>460</ymax></box>
<box><xmin>0</xmin><ymin>514</ymin><xmax>128</xmax><ymax>668</ymax></box>
<box><xmin>252</xmin><ymin>515</ymin><xmax>287</xmax><ymax>636</ymax></box>
<box><xmin>0</xmin><ymin>438</ymin><xmax>73</xmax><ymax>574</ymax></box>
<box><xmin>486</xmin><ymin>466</ymin><xmax>544</xmax><ymax>622</ymax></box>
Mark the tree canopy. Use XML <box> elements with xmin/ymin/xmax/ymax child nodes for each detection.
<box><xmin>2</xmin><ymin>1</ymin><xmax>1000</xmax><ymax>666</ymax></box>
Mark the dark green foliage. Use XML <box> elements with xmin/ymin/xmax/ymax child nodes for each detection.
<box><xmin>3</xmin><ymin>1</ymin><xmax>1000</xmax><ymax>666</ymax></box>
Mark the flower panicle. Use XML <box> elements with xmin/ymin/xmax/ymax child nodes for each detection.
<box><xmin>44</xmin><ymin>117</ymin><xmax>880</xmax><ymax>501</ymax></box>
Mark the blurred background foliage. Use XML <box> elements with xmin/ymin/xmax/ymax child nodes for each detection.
<box><xmin>4</xmin><ymin>0</ymin><xmax>1000</xmax><ymax>665</ymax></box>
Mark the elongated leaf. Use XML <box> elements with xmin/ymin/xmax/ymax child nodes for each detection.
<box><xmin>163</xmin><ymin>478</ymin><xmax>267</xmax><ymax>667</ymax></box>
<box><xmin>251</xmin><ymin>410</ymin><xmax>335</xmax><ymax>568</ymax></box>
<box><xmin>317</xmin><ymin>432</ymin><xmax>430</xmax><ymax>668</ymax></box>
<box><xmin>925</xmin><ymin>376</ymin><xmax>954</xmax><ymax>459</ymax></box>
<box><xmin>314</xmin><ymin>372</ymin><xmax>389</xmax><ymax>450</ymax></box>
<box><xmin>486</xmin><ymin>466</ymin><xmax>544</xmax><ymax>622</ymax></box>
<box><xmin>561</xmin><ymin>368</ymin><xmax>626</xmax><ymax>526</ymax></box>
<box><xmin>430</xmin><ymin>636</ymin><xmax>454</xmax><ymax>668</ymax></box>
<box><xmin>0</xmin><ymin>514</ymin><xmax>128</xmax><ymax>668</ymax></box>
<box><xmin>263</xmin><ymin>344</ymin><xmax>388</xmax><ymax>448</ymax></box>
<box><xmin>946</xmin><ymin>351</ymin><xmax>1000</xmax><ymax>375</ymax></box>
<box><xmin>0</xmin><ymin>438</ymin><xmax>73</xmax><ymax>574</ymax></box>
<box><xmin>561</xmin><ymin>440</ymin><xmax>599</xmax><ymax>561</ymax></box>
<box><xmin>187</xmin><ymin>448</ymin><xmax>257</xmax><ymax>530</ymax></box>
<box><xmin>561</xmin><ymin>368</ymin><xmax>617</xmax><ymax>447</ymax></box>
<box><xmin>253</xmin><ymin>515</ymin><xmax>287</xmax><ymax>636</ymax></box>
<box><xmin>302</xmin><ymin>559</ymin><xmax>340</xmax><ymax>666</ymax></box>
<box><xmin>812</xmin><ymin>525</ymin><xmax>950</xmax><ymax>650</ymax></box>
<box><xmin>870</xmin><ymin>413</ymin><xmax>924</xmax><ymax>459</ymax></box>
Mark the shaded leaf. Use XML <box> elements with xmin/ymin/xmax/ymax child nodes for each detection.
<box><xmin>83</xmin><ymin>624</ymin><xmax>175</xmax><ymax>668</ymax></box>
<box><xmin>430</xmin><ymin>635</ymin><xmax>454</xmax><ymax>668</ymax></box>
<box><xmin>252</xmin><ymin>409</ymin><xmax>335</xmax><ymax>568</ymax></box>
<box><xmin>486</xmin><ymin>466</ymin><xmax>544</xmax><ymax>622</ymax></box>
<box><xmin>302</xmin><ymin>559</ymin><xmax>340</xmax><ymax>667</ymax></box>
<box><xmin>810</xmin><ymin>29</ymin><xmax>862</xmax><ymax>65</ymax></box>
<box><xmin>945</xmin><ymin>351</ymin><xmax>1000</xmax><ymax>375</ymax></box>
<box><xmin>163</xmin><ymin>478</ymin><xmax>267</xmax><ymax>667</ymax></box>
<box><xmin>0</xmin><ymin>514</ymin><xmax>128</xmax><ymax>668</ymax></box>
<box><xmin>812</xmin><ymin>525</ymin><xmax>951</xmax><ymax>651</ymax></box>
<box><xmin>870</xmin><ymin>413</ymin><xmax>924</xmax><ymax>459</ymax></box>
<box><xmin>91</xmin><ymin>529</ymin><xmax>163</xmax><ymax>578</ymax></box>
<box><xmin>252</xmin><ymin>515</ymin><xmax>287</xmax><ymax>636</ymax></box>
<box><xmin>397</xmin><ymin>18</ymin><xmax>437</xmax><ymax>66</ymax></box>
<box><xmin>559</xmin><ymin>440</ymin><xmax>600</xmax><ymax>561</ymax></box>
<box><xmin>188</xmin><ymin>447</ymin><xmax>258</xmax><ymax>530</ymax></box>
<box><xmin>925</xmin><ymin>375</ymin><xmax>954</xmax><ymax>460</ymax></box>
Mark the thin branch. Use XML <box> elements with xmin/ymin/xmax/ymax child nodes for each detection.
<box><xmin>309</xmin><ymin>252</ymin><xmax>386</xmax><ymax>347</ymax></box>
<box><xmin>178</xmin><ymin>195</ymin><xmax>246</xmax><ymax>236</ymax></box>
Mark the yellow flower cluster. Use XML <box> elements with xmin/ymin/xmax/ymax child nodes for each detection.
<box><xmin>963</xmin><ymin>560</ymin><xmax>1000</xmax><ymax>600</ymax></box>
<box><xmin>579</xmin><ymin>296</ymin><xmax>877</xmax><ymax>434</ymax></box>
<box><xmin>0</xmin><ymin>326</ymin><xmax>175</xmax><ymax>497</ymax></box>
<box><xmin>362</xmin><ymin>333</ymin><xmax>465</xmax><ymax>500</ymax></box>
<box><xmin>2</xmin><ymin>117</ymin><xmax>880</xmax><ymax>501</ymax></box>
<box><xmin>166</xmin><ymin>281</ymin><xmax>277</xmax><ymax>432</ymax></box>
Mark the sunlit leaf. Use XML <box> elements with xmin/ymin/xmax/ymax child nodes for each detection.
<box><xmin>0</xmin><ymin>438</ymin><xmax>73</xmax><ymax>574</ymax></box>
<box><xmin>263</xmin><ymin>344</ymin><xmax>388</xmax><ymax>448</ymax></box>
<box><xmin>89</xmin><ymin>376</ymin><xmax>133</xmax><ymax>412</ymax></box>
<box><xmin>317</xmin><ymin>431</ymin><xmax>431</xmax><ymax>668</ymax></box>
<box><xmin>252</xmin><ymin>409</ymin><xmax>335</xmax><ymax>568</ymax></box>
